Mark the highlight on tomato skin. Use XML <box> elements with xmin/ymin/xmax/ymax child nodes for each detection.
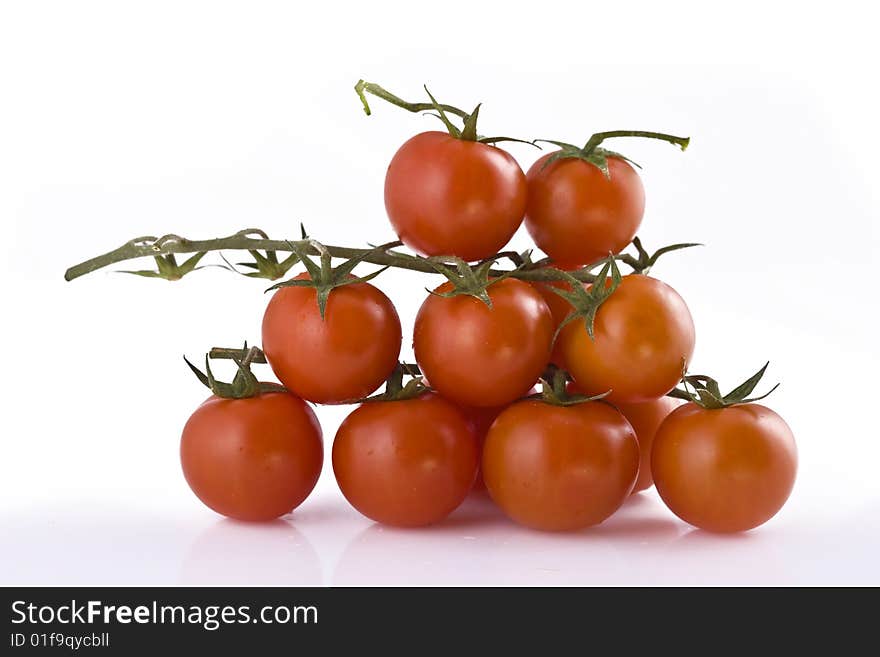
<box><xmin>180</xmin><ymin>391</ymin><xmax>324</xmax><ymax>522</ymax></box>
<box><xmin>651</xmin><ymin>402</ymin><xmax>798</xmax><ymax>533</ymax></box>
<box><xmin>413</xmin><ymin>278</ymin><xmax>554</xmax><ymax>408</ymax></box>
<box><xmin>261</xmin><ymin>272</ymin><xmax>402</xmax><ymax>404</ymax></box>
<box><xmin>558</xmin><ymin>273</ymin><xmax>696</xmax><ymax>404</ymax></box>
<box><xmin>331</xmin><ymin>393</ymin><xmax>479</xmax><ymax>528</ymax></box>
<box><xmin>482</xmin><ymin>399</ymin><xmax>640</xmax><ymax>532</ymax></box>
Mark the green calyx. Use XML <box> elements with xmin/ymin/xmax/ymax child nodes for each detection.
<box><xmin>218</xmin><ymin>229</ymin><xmax>301</xmax><ymax>280</ymax></box>
<box><xmin>184</xmin><ymin>344</ymin><xmax>286</xmax><ymax>399</ymax></box>
<box><xmin>535</xmin><ymin>130</ymin><xmax>690</xmax><ymax>179</ymax></box>
<box><xmin>355</xmin><ymin>79</ymin><xmax>533</xmax><ymax>147</ymax></box>
<box><xmin>425</xmin><ymin>256</ymin><xmax>514</xmax><ymax>307</ymax></box>
<box><xmin>534</xmin><ymin>365</ymin><xmax>609</xmax><ymax>407</ymax></box>
<box><xmin>360</xmin><ymin>363</ymin><xmax>429</xmax><ymax>403</ymax></box>
<box><xmin>266</xmin><ymin>232</ymin><xmax>399</xmax><ymax>319</ymax></box>
<box><xmin>548</xmin><ymin>254</ymin><xmax>623</xmax><ymax>340</ymax></box>
<box><xmin>669</xmin><ymin>362</ymin><xmax>780</xmax><ymax>409</ymax></box>
<box><xmin>617</xmin><ymin>237</ymin><xmax>703</xmax><ymax>275</ymax></box>
<box><xmin>121</xmin><ymin>251</ymin><xmax>208</xmax><ymax>280</ymax></box>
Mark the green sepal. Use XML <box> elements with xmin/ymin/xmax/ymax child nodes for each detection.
<box><xmin>185</xmin><ymin>343</ymin><xmax>286</xmax><ymax>399</ymax></box>
<box><xmin>425</xmin><ymin>255</ymin><xmax>516</xmax><ymax>308</ymax></box>
<box><xmin>548</xmin><ymin>254</ymin><xmax>623</xmax><ymax>341</ymax></box>
<box><xmin>358</xmin><ymin>363</ymin><xmax>429</xmax><ymax>403</ymax></box>
<box><xmin>673</xmin><ymin>362</ymin><xmax>781</xmax><ymax>409</ymax></box>
<box><xmin>120</xmin><ymin>252</ymin><xmax>208</xmax><ymax>280</ymax></box>
<box><xmin>530</xmin><ymin>365</ymin><xmax>610</xmax><ymax>407</ymax></box>
<box><xmin>265</xmin><ymin>240</ymin><xmax>399</xmax><ymax>319</ymax></box>
<box><xmin>618</xmin><ymin>237</ymin><xmax>702</xmax><ymax>275</ymax></box>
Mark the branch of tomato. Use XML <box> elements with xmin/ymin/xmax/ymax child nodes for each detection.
<box><xmin>64</xmin><ymin>229</ymin><xmax>698</xmax><ymax>284</ymax></box>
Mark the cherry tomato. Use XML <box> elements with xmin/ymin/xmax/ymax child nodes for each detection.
<box><xmin>615</xmin><ymin>397</ymin><xmax>682</xmax><ymax>492</ymax></box>
<box><xmin>557</xmin><ymin>274</ymin><xmax>695</xmax><ymax>403</ymax></box>
<box><xmin>531</xmin><ymin>278</ymin><xmax>583</xmax><ymax>367</ymax></box>
<box><xmin>414</xmin><ymin>278</ymin><xmax>553</xmax><ymax>407</ymax></box>
<box><xmin>652</xmin><ymin>403</ymin><xmax>797</xmax><ymax>532</ymax></box>
<box><xmin>332</xmin><ymin>394</ymin><xmax>479</xmax><ymax>527</ymax></box>
<box><xmin>262</xmin><ymin>273</ymin><xmax>402</xmax><ymax>403</ymax></box>
<box><xmin>384</xmin><ymin>131</ymin><xmax>527</xmax><ymax>261</ymax></box>
<box><xmin>456</xmin><ymin>389</ymin><xmax>538</xmax><ymax>491</ymax></box>
<box><xmin>525</xmin><ymin>153</ymin><xmax>644</xmax><ymax>268</ymax></box>
<box><xmin>181</xmin><ymin>392</ymin><xmax>323</xmax><ymax>521</ymax></box>
<box><xmin>483</xmin><ymin>399</ymin><xmax>639</xmax><ymax>531</ymax></box>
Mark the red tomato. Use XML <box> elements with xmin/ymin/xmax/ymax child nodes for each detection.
<box><xmin>384</xmin><ymin>131</ymin><xmax>527</xmax><ymax>261</ymax></box>
<box><xmin>557</xmin><ymin>274</ymin><xmax>695</xmax><ymax>403</ymax></box>
<box><xmin>525</xmin><ymin>153</ymin><xmax>644</xmax><ymax>268</ymax></box>
<box><xmin>332</xmin><ymin>394</ymin><xmax>479</xmax><ymax>527</ymax></box>
<box><xmin>531</xmin><ymin>278</ymin><xmax>584</xmax><ymax>367</ymax></box>
<box><xmin>652</xmin><ymin>403</ymin><xmax>797</xmax><ymax>532</ymax></box>
<box><xmin>615</xmin><ymin>397</ymin><xmax>683</xmax><ymax>492</ymax></box>
<box><xmin>262</xmin><ymin>273</ymin><xmax>402</xmax><ymax>404</ymax></box>
<box><xmin>413</xmin><ymin>278</ymin><xmax>553</xmax><ymax>407</ymax></box>
<box><xmin>456</xmin><ymin>389</ymin><xmax>538</xmax><ymax>491</ymax></box>
<box><xmin>483</xmin><ymin>399</ymin><xmax>639</xmax><ymax>531</ymax></box>
<box><xmin>181</xmin><ymin>392</ymin><xmax>323</xmax><ymax>521</ymax></box>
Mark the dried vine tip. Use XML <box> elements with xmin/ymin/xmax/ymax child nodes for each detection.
<box><xmin>535</xmin><ymin>130</ymin><xmax>690</xmax><ymax>178</ymax></box>
<box><xmin>184</xmin><ymin>343</ymin><xmax>286</xmax><ymax>399</ymax></box>
<box><xmin>674</xmin><ymin>362</ymin><xmax>780</xmax><ymax>409</ymax></box>
<box><xmin>548</xmin><ymin>254</ymin><xmax>623</xmax><ymax>340</ymax></box>
<box><xmin>425</xmin><ymin>256</ymin><xmax>513</xmax><ymax>307</ymax></box>
<box><xmin>265</xmin><ymin>240</ymin><xmax>398</xmax><ymax>319</ymax></box>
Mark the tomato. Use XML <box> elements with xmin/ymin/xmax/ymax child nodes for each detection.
<box><xmin>332</xmin><ymin>394</ymin><xmax>479</xmax><ymax>527</ymax></box>
<box><xmin>456</xmin><ymin>389</ymin><xmax>538</xmax><ymax>491</ymax></box>
<box><xmin>525</xmin><ymin>153</ymin><xmax>644</xmax><ymax>268</ymax></box>
<box><xmin>651</xmin><ymin>403</ymin><xmax>797</xmax><ymax>532</ymax></box>
<box><xmin>483</xmin><ymin>399</ymin><xmax>639</xmax><ymax>531</ymax></box>
<box><xmin>262</xmin><ymin>273</ymin><xmax>402</xmax><ymax>404</ymax></box>
<box><xmin>414</xmin><ymin>278</ymin><xmax>553</xmax><ymax>407</ymax></box>
<box><xmin>181</xmin><ymin>392</ymin><xmax>323</xmax><ymax>521</ymax></box>
<box><xmin>531</xmin><ymin>278</ymin><xmax>583</xmax><ymax>367</ymax></box>
<box><xmin>557</xmin><ymin>274</ymin><xmax>695</xmax><ymax>403</ymax></box>
<box><xmin>384</xmin><ymin>131</ymin><xmax>527</xmax><ymax>261</ymax></box>
<box><xmin>615</xmin><ymin>397</ymin><xmax>682</xmax><ymax>492</ymax></box>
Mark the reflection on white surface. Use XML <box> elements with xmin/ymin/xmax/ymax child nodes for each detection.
<box><xmin>179</xmin><ymin>519</ymin><xmax>321</xmax><ymax>586</ymax></box>
<box><xmin>0</xmin><ymin>488</ymin><xmax>877</xmax><ymax>586</ymax></box>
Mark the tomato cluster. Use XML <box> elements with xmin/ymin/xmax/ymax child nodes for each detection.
<box><xmin>85</xmin><ymin>81</ymin><xmax>796</xmax><ymax>534</ymax></box>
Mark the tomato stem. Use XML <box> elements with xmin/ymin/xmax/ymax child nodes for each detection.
<box><xmin>583</xmin><ymin>130</ymin><xmax>690</xmax><ymax>154</ymax></box>
<box><xmin>355</xmin><ymin>80</ymin><xmax>471</xmax><ymax>120</ymax></box>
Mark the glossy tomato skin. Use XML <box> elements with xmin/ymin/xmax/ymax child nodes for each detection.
<box><xmin>332</xmin><ymin>394</ymin><xmax>479</xmax><ymax>527</ymax></box>
<box><xmin>413</xmin><ymin>278</ymin><xmax>554</xmax><ymax>407</ymax></box>
<box><xmin>652</xmin><ymin>403</ymin><xmax>797</xmax><ymax>532</ymax></box>
<box><xmin>615</xmin><ymin>397</ymin><xmax>682</xmax><ymax>492</ymax></box>
<box><xmin>384</xmin><ymin>131</ymin><xmax>527</xmax><ymax>261</ymax></box>
<box><xmin>558</xmin><ymin>274</ymin><xmax>695</xmax><ymax>403</ymax></box>
<box><xmin>262</xmin><ymin>273</ymin><xmax>402</xmax><ymax>404</ymax></box>
<box><xmin>525</xmin><ymin>153</ymin><xmax>645</xmax><ymax>268</ymax></box>
<box><xmin>181</xmin><ymin>392</ymin><xmax>323</xmax><ymax>522</ymax></box>
<box><xmin>482</xmin><ymin>400</ymin><xmax>640</xmax><ymax>531</ymax></box>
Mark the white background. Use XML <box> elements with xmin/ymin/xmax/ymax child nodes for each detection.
<box><xmin>1</xmin><ymin>1</ymin><xmax>878</xmax><ymax>585</ymax></box>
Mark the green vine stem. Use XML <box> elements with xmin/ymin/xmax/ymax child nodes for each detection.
<box><xmin>355</xmin><ymin>80</ymin><xmax>470</xmax><ymax>119</ymax></box>
<box><xmin>583</xmin><ymin>130</ymin><xmax>690</xmax><ymax>153</ymax></box>
<box><xmin>64</xmin><ymin>230</ymin><xmax>606</xmax><ymax>284</ymax></box>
